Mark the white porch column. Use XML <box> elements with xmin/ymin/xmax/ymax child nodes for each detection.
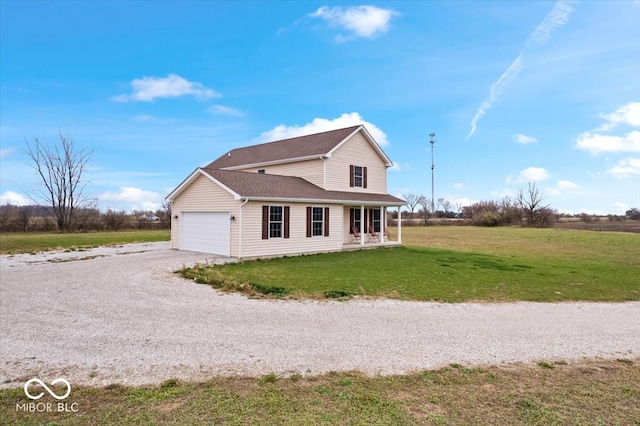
<box><xmin>398</xmin><ymin>206</ymin><xmax>402</xmax><ymax>244</ymax></box>
<box><xmin>380</xmin><ymin>206</ymin><xmax>385</xmax><ymax>243</ymax></box>
<box><xmin>360</xmin><ymin>205</ymin><xmax>365</xmax><ymax>245</ymax></box>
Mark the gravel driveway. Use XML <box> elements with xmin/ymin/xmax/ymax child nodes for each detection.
<box><xmin>1</xmin><ymin>242</ymin><xmax>639</xmax><ymax>388</ymax></box>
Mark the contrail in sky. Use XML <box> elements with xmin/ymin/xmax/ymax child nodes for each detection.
<box><xmin>465</xmin><ymin>1</ymin><xmax>576</xmax><ymax>140</ymax></box>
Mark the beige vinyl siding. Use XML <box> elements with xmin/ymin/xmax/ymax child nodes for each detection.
<box><xmin>171</xmin><ymin>174</ymin><xmax>240</xmax><ymax>257</ymax></box>
<box><xmin>239</xmin><ymin>159</ymin><xmax>325</xmax><ymax>188</ymax></box>
<box><xmin>325</xmin><ymin>132</ymin><xmax>387</xmax><ymax>193</ymax></box>
<box><xmin>240</xmin><ymin>201</ymin><xmax>343</xmax><ymax>258</ymax></box>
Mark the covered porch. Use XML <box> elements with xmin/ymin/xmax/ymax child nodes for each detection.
<box><xmin>342</xmin><ymin>204</ymin><xmax>403</xmax><ymax>247</ymax></box>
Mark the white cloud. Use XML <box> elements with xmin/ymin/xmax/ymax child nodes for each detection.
<box><xmin>99</xmin><ymin>187</ymin><xmax>162</xmax><ymax>211</ymax></box>
<box><xmin>466</xmin><ymin>1</ymin><xmax>574</xmax><ymax>139</ymax></box>
<box><xmin>526</xmin><ymin>0</ymin><xmax>575</xmax><ymax>47</ymax></box>
<box><xmin>113</xmin><ymin>74</ymin><xmax>220</xmax><ymax>102</ymax></box>
<box><xmin>132</xmin><ymin>114</ymin><xmax>155</xmax><ymax>122</ymax></box>
<box><xmin>208</xmin><ymin>105</ymin><xmax>244</xmax><ymax>117</ymax></box>
<box><xmin>309</xmin><ymin>5</ymin><xmax>399</xmax><ymax>42</ymax></box>
<box><xmin>454</xmin><ymin>183</ymin><xmax>464</xmax><ymax>190</ymax></box>
<box><xmin>611</xmin><ymin>202</ymin><xmax>629</xmax><ymax>215</ymax></box>
<box><xmin>259</xmin><ymin>112</ymin><xmax>390</xmax><ymax>146</ymax></box>
<box><xmin>556</xmin><ymin>180</ymin><xmax>578</xmax><ymax>189</ymax></box>
<box><xmin>490</xmin><ymin>188</ymin><xmax>516</xmax><ymax>198</ymax></box>
<box><xmin>451</xmin><ymin>198</ymin><xmax>476</xmax><ymax>208</ymax></box>
<box><xmin>606</xmin><ymin>157</ymin><xmax>640</xmax><ymax>179</ymax></box>
<box><xmin>0</xmin><ymin>190</ymin><xmax>31</xmax><ymax>206</ymax></box>
<box><xmin>506</xmin><ymin>167</ymin><xmax>550</xmax><ymax>184</ymax></box>
<box><xmin>0</xmin><ymin>148</ymin><xmax>15</xmax><ymax>159</ymax></box>
<box><xmin>575</xmin><ymin>131</ymin><xmax>640</xmax><ymax>155</ymax></box>
<box><xmin>467</xmin><ymin>54</ymin><xmax>524</xmax><ymax>140</ymax></box>
<box><xmin>598</xmin><ymin>102</ymin><xmax>640</xmax><ymax>131</ymax></box>
<box><xmin>100</xmin><ymin>186</ymin><xmax>161</xmax><ymax>202</ymax></box>
<box><xmin>547</xmin><ymin>180</ymin><xmax>579</xmax><ymax>196</ymax></box>
<box><xmin>512</xmin><ymin>133</ymin><xmax>538</xmax><ymax>144</ymax></box>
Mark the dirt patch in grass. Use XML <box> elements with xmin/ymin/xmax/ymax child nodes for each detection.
<box><xmin>2</xmin><ymin>359</ymin><xmax>638</xmax><ymax>425</ymax></box>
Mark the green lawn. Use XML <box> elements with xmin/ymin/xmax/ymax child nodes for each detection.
<box><xmin>181</xmin><ymin>227</ymin><xmax>640</xmax><ymax>302</ymax></box>
<box><xmin>0</xmin><ymin>230</ymin><xmax>170</xmax><ymax>254</ymax></box>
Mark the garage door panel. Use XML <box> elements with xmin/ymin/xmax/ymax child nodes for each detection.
<box><xmin>181</xmin><ymin>212</ymin><xmax>230</xmax><ymax>255</ymax></box>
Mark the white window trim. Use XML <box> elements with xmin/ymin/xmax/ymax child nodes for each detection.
<box><xmin>269</xmin><ymin>205</ymin><xmax>284</xmax><ymax>239</ymax></box>
<box><xmin>311</xmin><ymin>206</ymin><xmax>324</xmax><ymax>237</ymax></box>
<box><xmin>353</xmin><ymin>165</ymin><xmax>364</xmax><ymax>188</ymax></box>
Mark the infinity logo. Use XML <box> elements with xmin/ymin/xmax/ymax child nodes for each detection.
<box><xmin>24</xmin><ymin>378</ymin><xmax>71</xmax><ymax>400</ymax></box>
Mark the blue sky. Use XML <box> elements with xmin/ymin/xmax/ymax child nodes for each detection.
<box><xmin>1</xmin><ymin>0</ymin><xmax>639</xmax><ymax>215</ymax></box>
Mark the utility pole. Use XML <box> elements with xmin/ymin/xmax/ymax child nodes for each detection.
<box><xmin>430</xmin><ymin>132</ymin><xmax>436</xmax><ymax>214</ymax></box>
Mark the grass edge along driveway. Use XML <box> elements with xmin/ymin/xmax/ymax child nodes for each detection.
<box><xmin>180</xmin><ymin>227</ymin><xmax>640</xmax><ymax>303</ymax></box>
<box><xmin>1</xmin><ymin>359</ymin><xmax>639</xmax><ymax>425</ymax></box>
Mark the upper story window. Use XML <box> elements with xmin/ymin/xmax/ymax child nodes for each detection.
<box><xmin>349</xmin><ymin>165</ymin><xmax>367</xmax><ymax>188</ymax></box>
<box><xmin>353</xmin><ymin>166</ymin><xmax>363</xmax><ymax>187</ymax></box>
<box><xmin>257</xmin><ymin>169</ymin><xmax>266</xmax><ymax>174</ymax></box>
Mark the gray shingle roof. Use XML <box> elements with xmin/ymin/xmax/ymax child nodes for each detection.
<box><xmin>206</xmin><ymin>125</ymin><xmax>362</xmax><ymax>169</ymax></box>
<box><xmin>202</xmin><ymin>168</ymin><xmax>405</xmax><ymax>205</ymax></box>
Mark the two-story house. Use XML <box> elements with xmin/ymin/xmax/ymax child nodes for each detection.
<box><xmin>165</xmin><ymin>125</ymin><xmax>406</xmax><ymax>258</ymax></box>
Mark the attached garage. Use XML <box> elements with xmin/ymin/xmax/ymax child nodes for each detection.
<box><xmin>180</xmin><ymin>211</ymin><xmax>230</xmax><ymax>256</ymax></box>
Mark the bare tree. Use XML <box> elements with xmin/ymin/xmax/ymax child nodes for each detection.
<box><xmin>403</xmin><ymin>193</ymin><xmax>421</xmax><ymax>217</ymax></box>
<box><xmin>499</xmin><ymin>196</ymin><xmax>522</xmax><ymax>225</ymax></box>
<box><xmin>25</xmin><ymin>132</ymin><xmax>94</xmax><ymax>232</ymax></box>
<box><xmin>417</xmin><ymin>195</ymin><xmax>432</xmax><ymax>225</ymax></box>
<box><xmin>517</xmin><ymin>181</ymin><xmax>551</xmax><ymax>227</ymax></box>
<box><xmin>437</xmin><ymin>198</ymin><xmax>452</xmax><ymax>214</ymax></box>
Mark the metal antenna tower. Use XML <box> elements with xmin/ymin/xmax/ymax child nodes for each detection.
<box><xmin>429</xmin><ymin>133</ymin><xmax>436</xmax><ymax>214</ymax></box>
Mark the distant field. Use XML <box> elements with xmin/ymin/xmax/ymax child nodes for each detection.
<box><xmin>182</xmin><ymin>226</ymin><xmax>640</xmax><ymax>302</ymax></box>
<box><xmin>0</xmin><ymin>230</ymin><xmax>170</xmax><ymax>254</ymax></box>
<box><xmin>554</xmin><ymin>219</ymin><xmax>640</xmax><ymax>233</ymax></box>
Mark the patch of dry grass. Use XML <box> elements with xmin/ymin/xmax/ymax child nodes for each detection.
<box><xmin>2</xmin><ymin>359</ymin><xmax>638</xmax><ymax>425</ymax></box>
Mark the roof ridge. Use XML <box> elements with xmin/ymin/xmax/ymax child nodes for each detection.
<box><xmin>229</xmin><ymin>124</ymin><xmax>361</xmax><ymax>152</ymax></box>
<box><xmin>259</xmin><ymin>124</ymin><xmax>361</xmax><ymax>144</ymax></box>
<box><xmin>206</xmin><ymin>125</ymin><xmax>364</xmax><ymax>170</ymax></box>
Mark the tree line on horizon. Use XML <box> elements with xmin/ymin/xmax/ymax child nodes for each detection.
<box><xmin>0</xmin><ymin>203</ymin><xmax>171</xmax><ymax>233</ymax></box>
<box><xmin>400</xmin><ymin>188</ymin><xmax>640</xmax><ymax>228</ymax></box>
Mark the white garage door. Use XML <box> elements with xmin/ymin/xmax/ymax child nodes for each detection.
<box><xmin>181</xmin><ymin>212</ymin><xmax>230</xmax><ymax>255</ymax></box>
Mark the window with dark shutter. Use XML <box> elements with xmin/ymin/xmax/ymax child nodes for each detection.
<box><xmin>269</xmin><ymin>206</ymin><xmax>284</xmax><ymax>238</ymax></box>
<box><xmin>353</xmin><ymin>166</ymin><xmax>363</xmax><ymax>187</ymax></box>
<box><xmin>307</xmin><ymin>206</ymin><xmax>327</xmax><ymax>237</ymax></box>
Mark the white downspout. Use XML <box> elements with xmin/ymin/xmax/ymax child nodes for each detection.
<box><xmin>322</xmin><ymin>157</ymin><xmax>327</xmax><ymax>189</ymax></box>
<box><xmin>238</xmin><ymin>198</ymin><xmax>249</xmax><ymax>258</ymax></box>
